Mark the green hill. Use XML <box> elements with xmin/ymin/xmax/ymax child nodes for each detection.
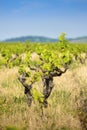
<box><xmin>3</xmin><ymin>36</ymin><xmax>87</xmax><ymax>43</ymax></box>
<box><xmin>4</xmin><ymin>36</ymin><xmax>57</xmax><ymax>42</ymax></box>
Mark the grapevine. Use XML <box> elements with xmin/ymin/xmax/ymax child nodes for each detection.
<box><xmin>18</xmin><ymin>33</ymin><xmax>72</xmax><ymax>107</ymax></box>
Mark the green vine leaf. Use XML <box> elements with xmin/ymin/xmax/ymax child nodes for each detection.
<box><xmin>31</xmin><ymin>87</ymin><xmax>44</xmax><ymax>103</ymax></box>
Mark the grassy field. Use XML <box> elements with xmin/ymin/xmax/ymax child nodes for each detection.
<box><xmin>0</xmin><ymin>61</ymin><xmax>87</xmax><ymax>130</ymax></box>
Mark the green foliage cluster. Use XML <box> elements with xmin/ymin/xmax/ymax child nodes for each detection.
<box><xmin>0</xmin><ymin>34</ymin><xmax>87</xmax><ymax>68</ymax></box>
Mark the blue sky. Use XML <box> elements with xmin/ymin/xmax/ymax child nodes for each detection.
<box><xmin>0</xmin><ymin>0</ymin><xmax>87</xmax><ymax>40</ymax></box>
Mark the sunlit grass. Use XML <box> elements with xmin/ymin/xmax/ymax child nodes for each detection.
<box><xmin>0</xmin><ymin>63</ymin><xmax>87</xmax><ymax>130</ymax></box>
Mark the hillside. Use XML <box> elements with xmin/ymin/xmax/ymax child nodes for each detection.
<box><xmin>3</xmin><ymin>35</ymin><xmax>87</xmax><ymax>43</ymax></box>
<box><xmin>4</xmin><ymin>36</ymin><xmax>57</xmax><ymax>42</ymax></box>
<box><xmin>70</xmin><ymin>36</ymin><xmax>87</xmax><ymax>43</ymax></box>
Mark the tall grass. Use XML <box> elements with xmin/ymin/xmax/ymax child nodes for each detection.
<box><xmin>0</xmin><ymin>63</ymin><xmax>87</xmax><ymax>130</ymax></box>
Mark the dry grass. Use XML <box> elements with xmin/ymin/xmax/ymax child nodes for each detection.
<box><xmin>0</xmin><ymin>63</ymin><xmax>87</xmax><ymax>130</ymax></box>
